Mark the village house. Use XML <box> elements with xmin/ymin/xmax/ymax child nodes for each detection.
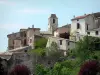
<box><xmin>7</xmin><ymin>14</ymin><xmax>59</xmax><ymax>52</ymax></box>
<box><xmin>0</xmin><ymin>12</ymin><xmax>100</xmax><ymax>74</ymax></box>
<box><xmin>70</xmin><ymin>12</ymin><xmax>100</xmax><ymax>41</ymax></box>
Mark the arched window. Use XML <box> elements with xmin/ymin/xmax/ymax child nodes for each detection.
<box><xmin>53</xmin><ymin>19</ymin><xmax>55</xmax><ymax>23</ymax></box>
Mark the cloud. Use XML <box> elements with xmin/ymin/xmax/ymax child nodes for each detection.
<box><xmin>16</xmin><ymin>8</ymin><xmax>51</xmax><ymax>14</ymax></box>
<box><xmin>0</xmin><ymin>24</ymin><xmax>28</xmax><ymax>30</ymax></box>
<box><xmin>0</xmin><ymin>0</ymin><xmax>16</xmax><ymax>6</ymax></box>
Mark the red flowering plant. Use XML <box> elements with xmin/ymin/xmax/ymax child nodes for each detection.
<box><xmin>9</xmin><ymin>65</ymin><xmax>30</xmax><ymax>75</ymax></box>
<box><xmin>79</xmin><ymin>60</ymin><xmax>100</xmax><ymax>75</ymax></box>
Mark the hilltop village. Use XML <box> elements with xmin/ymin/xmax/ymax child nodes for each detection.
<box><xmin>0</xmin><ymin>12</ymin><xmax>100</xmax><ymax>74</ymax></box>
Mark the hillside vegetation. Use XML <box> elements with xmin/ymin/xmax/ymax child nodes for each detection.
<box><xmin>29</xmin><ymin>36</ymin><xmax>100</xmax><ymax>75</ymax></box>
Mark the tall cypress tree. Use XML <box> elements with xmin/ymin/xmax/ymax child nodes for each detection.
<box><xmin>0</xmin><ymin>58</ymin><xmax>4</xmax><ymax>75</ymax></box>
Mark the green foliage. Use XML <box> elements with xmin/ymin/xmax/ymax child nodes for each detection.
<box><xmin>34</xmin><ymin>36</ymin><xmax>100</xmax><ymax>75</ymax></box>
<box><xmin>31</xmin><ymin>48</ymin><xmax>46</xmax><ymax>56</ymax></box>
<box><xmin>46</xmin><ymin>42</ymin><xmax>62</xmax><ymax>58</ymax></box>
<box><xmin>35</xmin><ymin>38</ymin><xmax>47</xmax><ymax>48</ymax></box>
<box><xmin>28</xmin><ymin>37</ymin><xmax>47</xmax><ymax>56</ymax></box>
<box><xmin>35</xmin><ymin>64</ymin><xmax>48</xmax><ymax>75</ymax></box>
<box><xmin>35</xmin><ymin>59</ymin><xmax>80</xmax><ymax>75</ymax></box>
<box><xmin>74</xmin><ymin>36</ymin><xmax>98</xmax><ymax>61</ymax></box>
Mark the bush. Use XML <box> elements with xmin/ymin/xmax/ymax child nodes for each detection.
<box><xmin>34</xmin><ymin>38</ymin><xmax>47</xmax><ymax>48</ymax></box>
<box><xmin>9</xmin><ymin>65</ymin><xmax>30</xmax><ymax>75</ymax></box>
<box><xmin>79</xmin><ymin>60</ymin><xmax>99</xmax><ymax>75</ymax></box>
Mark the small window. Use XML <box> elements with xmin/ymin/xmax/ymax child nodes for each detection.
<box><xmin>67</xmin><ymin>41</ymin><xmax>70</xmax><ymax>45</ymax></box>
<box><xmin>87</xmin><ymin>24</ymin><xmax>88</xmax><ymax>30</ymax></box>
<box><xmin>25</xmin><ymin>50</ymin><xmax>27</xmax><ymax>52</ymax></box>
<box><xmin>30</xmin><ymin>39</ymin><xmax>32</xmax><ymax>43</ymax></box>
<box><xmin>77</xmin><ymin>19</ymin><xmax>79</xmax><ymax>21</ymax></box>
<box><xmin>53</xmin><ymin>19</ymin><xmax>55</xmax><ymax>23</ymax></box>
<box><xmin>24</xmin><ymin>33</ymin><xmax>26</xmax><ymax>37</ymax></box>
<box><xmin>60</xmin><ymin>40</ymin><xmax>62</xmax><ymax>45</ymax></box>
<box><xmin>95</xmin><ymin>31</ymin><xmax>98</xmax><ymax>35</ymax></box>
<box><xmin>13</xmin><ymin>40</ymin><xmax>14</xmax><ymax>44</ymax></box>
<box><xmin>87</xmin><ymin>32</ymin><xmax>90</xmax><ymax>35</ymax></box>
<box><xmin>77</xmin><ymin>23</ymin><xmax>80</xmax><ymax>29</ymax></box>
<box><xmin>48</xmin><ymin>61</ymin><xmax>51</xmax><ymax>64</ymax></box>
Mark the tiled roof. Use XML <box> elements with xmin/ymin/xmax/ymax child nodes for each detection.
<box><xmin>40</xmin><ymin>31</ymin><xmax>52</xmax><ymax>34</ymax></box>
<box><xmin>71</xmin><ymin>14</ymin><xmax>89</xmax><ymax>20</ymax></box>
<box><xmin>93</xmin><ymin>12</ymin><xmax>100</xmax><ymax>18</ymax></box>
<box><xmin>49</xmin><ymin>14</ymin><xmax>58</xmax><ymax>18</ymax></box>
<box><xmin>55</xmin><ymin>24</ymin><xmax>70</xmax><ymax>33</ymax></box>
<box><xmin>0</xmin><ymin>52</ymin><xmax>12</xmax><ymax>56</ymax></box>
<box><xmin>72</xmin><ymin>12</ymin><xmax>100</xmax><ymax>20</ymax></box>
<box><xmin>7</xmin><ymin>27</ymin><xmax>40</xmax><ymax>37</ymax></box>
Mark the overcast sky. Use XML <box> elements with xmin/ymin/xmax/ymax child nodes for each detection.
<box><xmin>0</xmin><ymin>0</ymin><xmax>100</xmax><ymax>52</ymax></box>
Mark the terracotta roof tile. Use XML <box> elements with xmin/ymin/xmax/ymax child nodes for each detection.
<box><xmin>72</xmin><ymin>14</ymin><xmax>89</xmax><ymax>20</ymax></box>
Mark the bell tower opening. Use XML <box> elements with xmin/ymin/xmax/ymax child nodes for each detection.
<box><xmin>48</xmin><ymin>14</ymin><xmax>58</xmax><ymax>34</ymax></box>
<box><xmin>53</xmin><ymin>19</ymin><xmax>55</xmax><ymax>23</ymax></box>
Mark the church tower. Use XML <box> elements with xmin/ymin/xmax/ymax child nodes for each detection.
<box><xmin>48</xmin><ymin>14</ymin><xmax>58</xmax><ymax>34</ymax></box>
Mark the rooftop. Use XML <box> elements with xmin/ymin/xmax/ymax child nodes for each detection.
<box><xmin>71</xmin><ymin>14</ymin><xmax>89</xmax><ymax>20</ymax></box>
<box><xmin>7</xmin><ymin>27</ymin><xmax>40</xmax><ymax>37</ymax></box>
<box><xmin>71</xmin><ymin>12</ymin><xmax>100</xmax><ymax>21</ymax></box>
<box><xmin>49</xmin><ymin>14</ymin><xmax>58</xmax><ymax>19</ymax></box>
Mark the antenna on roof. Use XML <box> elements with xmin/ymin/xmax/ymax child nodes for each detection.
<box><xmin>32</xmin><ymin>25</ymin><xmax>34</xmax><ymax>28</ymax></box>
<box><xmin>92</xmin><ymin>12</ymin><xmax>94</xmax><ymax>14</ymax></box>
<box><xmin>73</xmin><ymin>15</ymin><xmax>75</xmax><ymax>18</ymax></box>
<box><xmin>84</xmin><ymin>13</ymin><xmax>86</xmax><ymax>15</ymax></box>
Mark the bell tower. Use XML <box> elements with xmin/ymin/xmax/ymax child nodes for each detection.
<box><xmin>48</xmin><ymin>14</ymin><xmax>58</xmax><ymax>34</ymax></box>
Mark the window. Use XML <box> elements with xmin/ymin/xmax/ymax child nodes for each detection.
<box><xmin>60</xmin><ymin>40</ymin><xmax>62</xmax><ymax>45</ymax></box>
<box><xmin>30</xmin><ymin>39</ymin><xmax>32</xmax><ymax>43</ymax></box>
<box><xmin>25</xmin><ymin>50</ymin><xmax>27</xmax><ymax>52</ymax></box>
<box><xmin>24</xmin><ymin>33</ymin><xmax>26</xmax><ymax>37</ymax></box>
<box><xmin>13</xmin><ymin>40</ymin><xmax>14</xmax><ymax>44</ymax></box>
<box><xmin>53</xmin><ymin>19</ymin><xmax>55</xmax><ymax>23</ymax></box>
<box><xmin>48</xmin><ymin>61</ymin><xmax>51</xmax><ymax>64</ymax></box>
<box><xmin>24</xmin><ymin>39</ymin><xmax>27</xmax><ymax>46</ymax></box>
<box><xmin>87</xmin><ymin>32</ymin><xmax>90</xmax><ymax>35</ymax></box>
<box><xmin>67</xmin><ymin>41</ymin><xmax>70</xmax><ymax>45</ymax></box>
<box><xmin>77</xmin><ymin>23</ymin><xmax>80</xmax><ymax>29</ymax></box>
<box><xmin>87</xmin><ymin>24</ymin><xmax>88</xmax><ymax>30</ymax></box>
<box><xmin>95</xmin><ymin>31</ymin><xmax>98</xmax><ymax>35</ymax></box>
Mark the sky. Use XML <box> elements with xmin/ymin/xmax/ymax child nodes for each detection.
<box><xmin>0</xmin><ymin>0</ymin><xmax>100</xmax><ymax>52</ymax></box>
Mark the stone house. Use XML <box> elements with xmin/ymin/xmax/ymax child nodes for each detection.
<box><xmin>46</xmin><ymin>37</ymin><xmax>76</xmax><ymax>56</ymax></box>
<box><xmin>70</xmin><ymin>12</ymin><xmax>100</xmax><ymax>41</ymax></box>
<box><xmin>7</xmin><ymin>14</ymin><xmax>59</xmax><ymax>52</ymax></box>
<box><xmin>54</xmin><ymin>24</ymin><xmax>70</xmax><ymax>38</ymax></box>
<box><xmin>7</xmin><ymin>26</ymin><xmax>40</xmax><ymax>50</ymax></box>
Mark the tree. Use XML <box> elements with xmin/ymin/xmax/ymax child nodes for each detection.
<box><xmin>74</xmin><ymin>35</ymin><xmax>100</xmax><ymax>62</ymax></box>
<box><xmin>0</xmin><ymin>58</ymin><xmax>7</xmax><ymax>75</ymax></box>
<box><xmin>34</xmin><ymin>38</ymin><xmax>48</xmax><ymax>48</ymax></box>
<box><xmin>46</xmin><ymin>42</ymin><xmax>62</xmax><ymax>59</ymax></box>
<box><xmin>0</xmin><ymin>58</ymin><xmax>4</xmax><ymax>75</ymax></box>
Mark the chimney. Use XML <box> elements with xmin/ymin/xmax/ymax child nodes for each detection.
<box><xmin>32</xmin><ymin>25</ymin><xmax>34</xmax><ymax>28</ymax></box>
<box><xmin>84</xmin><ymin>13</ymin><xmax>86</xmax><ymax>15</ymax></box>
<box><xmin>73</xmin><ymin>15</ymin><xmax>75</xmax><ymax>18</ymax></box>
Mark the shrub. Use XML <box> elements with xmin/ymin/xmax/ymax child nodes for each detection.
<box><xmin>9</xmin><ymin>65</ymin><xmax>30</xmax><ymax>75</ymax></box>
<box><xmin>79</xmin><ymin>60</ymin><xmax>99</xmax><ymax>75</ymax></box>
<box><xmin>34</xmin><ymin>38</ymin><xmax>47</xmax><ymax>48</ymax></box>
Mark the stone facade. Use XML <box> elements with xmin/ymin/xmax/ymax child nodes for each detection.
<box><xmin>7</xmin><ymin>14</ymin><xmax>59</xmax><ymax>52</ymax></box>
<box><xmin>46</xmin><ymin>37</ymin><xmax>76</xmax><ymax>56</ymax></box>
<box><xmin>70</xmin><ymin>12</ymin><xmax>100</xmax><ymax>41</ymax></box>
<box><xmin>54</xmin><ymin>24</ymin><xmax>70</xmax><ymax>37</ymax></box>
<box><xmin>7</xmin><ymin>26</ymin><xmax>40</xmax><ymax>51</ymax></box>
<box><xmin>48</xmin><ymin>14</ymin><xmax>58</xmax><ymax>34</ymax></box>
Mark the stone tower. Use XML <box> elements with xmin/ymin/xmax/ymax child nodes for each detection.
<box><xmin>48</xmin><ymin>14</ymin><xmax>58</xmax><ymax>34</ymax></box>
